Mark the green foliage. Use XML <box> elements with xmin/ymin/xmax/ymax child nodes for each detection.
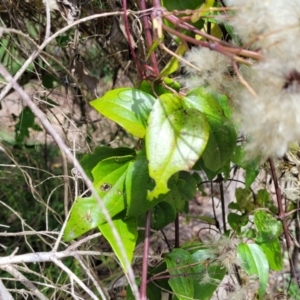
<box><xmin>99</xmin><ymin>216</ymin><xmax>138</xmax><ymax>272</ymax></box>
<box><xmin>146</xmin><ymin>93</ymin><xmax>210</xmax><ymax>199</ymax></box>
<box><xmin>5</xmin><ymin>0</ymin><xmax>292</xmax><ymax>297</ymax></box>
<box><xmin>164</xmin><ymin>249</ymin><xmax>195</xmax><ymax>299</ymax></box>
<box><xmin>184</xmin><ymin>88</ymin><xmax>237</xmax><ymax>171</ymax></box>
<box><xmin>15</xmin><ymin>107</ymin><xmax>42</xmax><ymax>144</ymax></box>
<box><xmin>254</xmin><ymin>210</ymin><xmax>283</xmax><ymax>270</ymax></box>
<box><xmin>64</xmin><ymin>155</ymin><xmax>133</xmax><ymax>241</ymax></box>
<box><xmin>90</xmin><ymin>88</ymin><xmax>156</xmax><ymax>138</ymax></box>
<box><xmin>237</xmin><ymin>243</ymin><xmax>269</xmax><ymax>299</ymax></box>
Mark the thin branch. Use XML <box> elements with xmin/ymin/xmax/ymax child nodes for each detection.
<box><xmin>75</xmin><ymin>255</ymin><xmax>110</xmax><ymax>299</ymax></box>
<box><xmin>0</xmin><ymin>250</ymin><xmax>113</xmax><ymax>265</ymax></box>
<box><xmin>44</xmin><ymin>0</ymin><xmax>52</xmax><ymax>41</ymax></box>
<box><xmin>0</xmin><ymin>279</ymin><xmax>14</xmax><ymax>300</ymax></box>
<box><xmin>140</xmin><ymin>0</ymin><xmax>160</xmax><ymax>75</ymax></box>
<box><xmin>0</xmin><ymin>265</ymin><xmax>47</xmax><ymax>300</ymax></box>
<box><xmin>122</xmin><ymin>0</ymin><xmax>144</xmax><ymax>78</ymax></box>
<box><xmin>51</xmin><ymin>257</ymin><xmax>98</xmax><ymax>300</ymax></box>
<box><xmin>140</xmin><ymin>210</ymin><xmax>152</xmax><ymax>300</ymax></box>
<box><xmin>0</xmin><ymin>9</ymin><xmax>153</xmax><ymax>102</ymax></box>
<box><xmin>0</xmin><ymin>64</ymin><xmax>140</xmax><ymax>300</ymax></box>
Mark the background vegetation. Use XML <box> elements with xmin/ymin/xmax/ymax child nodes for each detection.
<box><xmin>0</xmin><ymin>0</ymin><xmax>300</xmax><ymax>299</ymax></box>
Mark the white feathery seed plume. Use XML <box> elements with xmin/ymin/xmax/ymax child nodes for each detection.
<box><xmin>181</xmin><ymin>0</ymin><xmax>300</xmax><ymax>160</ymax></box>
<box><xmin>180</xmin><ymin>47</ymin><xmax>231</xmax><ymax>93</ymax></box>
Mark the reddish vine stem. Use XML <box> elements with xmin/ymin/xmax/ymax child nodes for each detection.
<box><xmin>139</xmin><ymin>0</ymin><xmax>159</xmax><ymax>76</ymax></box>
<box><xmin>269</xmin><ymin>158</ymin><xmax>290</xmax><ymax>245</ymax></box>
<box><xmin>140</xmin><ymin>210</ymin><xmax>152</xmax><ymax>300</ymax></box>
<box><xmin>162</xmin><ymin>23</ymin><xmax>260</xmax><ymax>63</ymax></box>
<box><xmin>122</xmin><ymin>0</ymin><xmax>144</xmax><ymax>79</ymax></box>
<box><xmin>162</xmin><ymin>15</ymin><xmax>262</xmax><ymax>61</ymax></box>
<box><xmin>269</xmin><ymin>158</ymin><xmax>297</xmax><ymax>279</ymax></box>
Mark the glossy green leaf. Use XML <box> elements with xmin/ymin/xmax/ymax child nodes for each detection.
<box><xmin>90</xmin><ymin>88</ymin><xmax>156</xmax><ymax>138</ymax></box>
<box><xmin>63</xmin><ymin>155</ymin><xmax>133</xmax><ymax>241</ymax></box>
<box><xmin>164</xmin><ymin>248</ymin><xmax>194</xmax><ymax>300</ymax></box>
<box><xmin>99</xmin><ymin>217</ymin><xmax>137</xmax><ymax>272</ymax></box>
<box><xmin>146</xmin><ymin>93</ymin><xmax>210</xmax><ymax>199</ymax></box>
<box><xmin>254</xmin><ymin>211</ymin><xmax>283</xmax><ymax>270</ymax></box>
<box><xmin>191</xmin><ymin>249</ymin><xmax>226</xmax><ymax>300</ymax></box>
<box><xmin>81</xmin><ymin>146</ymin><xmax>135</xmax><ymax>180</ymax></box>
<box><xmin>237</xmin><ymin>243</ymin><xmax>269</xmax><ymax>299</ymax></box>
<box><xmin>184</xmin><ymin>88</ymin><xmax>237</xmax><ymax>171</ymax></box>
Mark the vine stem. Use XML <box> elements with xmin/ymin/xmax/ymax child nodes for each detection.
<box><xmin>139</xmin><ymin>0</ymin><xmax>160</xmax><ymax>76</ymax></box>
<box><xmin>269</xmin><ymin>159</ymin><xmax>290</xmax><ymax>245</ymax></box>
<box><xmin>122</xmin><ymin>0</ymin><xmax>144</xmax><ymax>79</ymax></box>
<box><xmin>269</xmin><ymin>158</ymin><xmax>297</xmax><ymax>279</ymax></box>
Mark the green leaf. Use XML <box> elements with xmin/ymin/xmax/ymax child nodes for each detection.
<box><xmin>162</xmin><ymin>0</ymin><xmax>204</xmax><ymax>10</ymax></box>
<box><xmin>164</xmin><ymin>248</ymin><xmax>194</xmax><ymax>300</ymax></box>
<box><xmin>163</xmin><ymin>171</ymin><xmax>197</xmax><ymax>212</ymax></box>
<box><xmin>256</xmin><ymin>189</ymin><xmax>270</xmax><ymax>206</ymax></box>
<box><xmin>146</xmin><ymin>93</ymin><xmax>210</xmax><ymax>199</ymax></box>
<box><xmin>125</xmin><ymin>150</ymin><xmax>162</xmax><ymax>218</ymax></box>
<box><xmin>184</xmin><ymin>88</ymin><xmax>237</xmax><ymax>171</ymax></box>
<box><xmin>138</xmin><ymin>78</ymin><xmax>180</xmax><ymax>97</ymax></box>
<box><xmin>145</xmin><ymin>282</ymin><xmax>162</xmax><ymax>300</ymax></box>
<box><xmin>151</xmin><ymin>201</ymin><xmax>177</xmax><ymax>230</ymax></box>
<box><xmin>81</xmin><ymin>146</ymin><xmax>135</xmax><ymax>180</ymax></box>
<box><xmin>90</xmin><ymin>88</ymin><xmax>156</xmax><ymax>138</ymax></box>
<box><xmin>99</xmin><ymin>217</ymin><xmax>137</xmax><ymax>272</ymax></box>
<box><xmin>227</xmin><ymin>212</ymin><xmax>248</xmax><ymax>234</ymax></box>
<box><xmin>158</xmin><ymin>43</ymin><xmax>187</xmax><ymax>78</ymax></box>
<box><xmin>191</xmin><ymin>249</ymin><xmax>226</xmax><ymax>300</ymax></box>
<box><xmin>127</xmin><ymin>281</ymin><xmax>162</xmax><ymax>300</ymax></box>
<box><xmin>214</xmin><ymin>93</ymin><xmax>232</xmax><ymax>118</ymax></box>
<box><xmin>42</xmin><ymin>74</ymin><xmax>57</xmax><ymax>89</ymax></box>
<box><xmin>15</xmin><ymin>107</ymin><xmax>41</xmax><ymax>144</ymax></box>
<box><xmin>231</xmin><ymin>145</ymin><xmax>260</xmax><ymax>188</ymax></box>
<box><xmin>235</xmin><ymin>187</ymin><xmax>255</xmax><ymax>213</ymax></box>
<box><xmin>237</xmin><ymin>243</ymin><xmax>269</xmax><ymax>299</ymax></box>
<box><xmin>228</xmin><ymin>202</ymin><xmax>242</xmax><ymax>212</ymax></box>
<box><xmin>254</xmin><ymin>211</ymin><xmax>283</xmax><ymax>270</ymax></box>
<box><xmin>63</xmin><ymin>155</ymin><xmax>133</xmax><ymax>241</ymax></box>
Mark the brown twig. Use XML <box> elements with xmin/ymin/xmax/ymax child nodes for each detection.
<box><xmin>140</xmin><ymin>210</ymin><xmax>152</xmax><ymax>300</ymax></box>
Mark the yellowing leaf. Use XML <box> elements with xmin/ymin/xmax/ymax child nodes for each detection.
<box><xmin>146</xmin><ymin>94</ymin><xmax>209</xmax><ymax>199</ymax></box>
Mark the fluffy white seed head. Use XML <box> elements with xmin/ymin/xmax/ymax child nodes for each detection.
<box><xmin>180</xmin><ymin>47</ymin><xmax>231</xmax><ymax>92</ymax></box>
<box><xmin>233</xmin><ymin>56</ymin><xmax>300</xmax><ymax>160</ymax></box>
<box><xmin>224</xmin><ymin>0</ymin><xmax>300</xmax><ymax>49</ymax></box>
